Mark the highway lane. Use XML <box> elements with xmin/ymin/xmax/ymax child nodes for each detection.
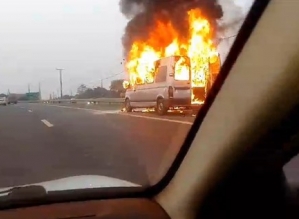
<box><xmin>53</xmin><ymin>102</ymin><xmax>123</xmax><ymax>111</ymax></box>
<box><xmin>0</xmin><ymin>103</ymin><xmax>193</xmax><ymax>188</ymax></box>
<box><xmin>47</xmin><ymin>102</ymin><xmax>196</xmax><ymax>123</ymax></box>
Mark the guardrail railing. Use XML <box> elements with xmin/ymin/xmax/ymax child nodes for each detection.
<box><xmin>17</xmin><ymin>98</ymin><xmax>124</xmax><ymax>105</ymax></box>
<box><xmin>43</xmin><ymin>98</ymin><xmax>125</xmax><ymax>104</ymax></box>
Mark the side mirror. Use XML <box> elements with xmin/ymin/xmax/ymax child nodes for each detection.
<box><xmin>123</xmin><ymin>81</ymin><xmax>130</xmax><ymax>89</ymax></box>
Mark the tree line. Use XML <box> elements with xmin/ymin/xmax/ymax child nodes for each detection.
<box><xmin>0</xmin><ymin>79</ymin><xmax>126</xmax><ymax>100</ymax></box>
<box><xmin>73</xmin><ymin>79</ymin><xmax>126</xmax><ymax>99</ymax></box>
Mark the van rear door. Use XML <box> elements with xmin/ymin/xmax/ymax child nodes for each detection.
<box><xmin>168</xmin><ymin>56</ymin><xmax>191</xmax><ymax>105</ymax></box>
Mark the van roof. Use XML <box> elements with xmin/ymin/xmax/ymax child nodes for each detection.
<box><xmin>155</xmin><ymin>55</ymin><xmax>190</xmax><ymax>63</ymax></box>
<box><xmin>158</xmin><ymin>55</ymin><xmax>188</xmax><ymax>59</ymax></box>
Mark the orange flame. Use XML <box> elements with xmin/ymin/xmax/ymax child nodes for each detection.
<box><xmin>124</xmin><ymin>9</ymin><xmax>220</xmax><ymax>104</ymax></box>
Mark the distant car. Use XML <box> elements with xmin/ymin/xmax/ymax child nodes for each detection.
<box><xmin>0</xmin><ymin>97</ymin><xmax>7</xmax><ymax>106</ymax></box>
<box><xmin>7</xmin><ymin>94</ymin><xmax>18</xmax><ymax>104</ymax></box>
<box><xmin>70</xmin><ymin>98</ymin><xmax>76</xmax><ymax>104</ymax></box>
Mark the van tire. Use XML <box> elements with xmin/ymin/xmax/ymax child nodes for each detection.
<box><xmin>125</xmin><ymin>99</ymin><xmax>132</xmax><ymax>112</ymax></box>
<box><xmin>156</xmin><ymin>98</ymin><xmax>168</xmax><ymax>115</ymax></box>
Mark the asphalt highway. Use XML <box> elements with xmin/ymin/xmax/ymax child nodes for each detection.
<box><xmin>0</xmin><ymin>103</ymin><xmax>194</xmax><ymax>188</ymax></box>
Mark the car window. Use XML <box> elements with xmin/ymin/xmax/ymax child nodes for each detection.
<box><xmin>155</xmin><ymin>66</ymin><xmax>167</xmax><ymax>83</ymax></box>
<box><xmin>0</xmin><ymin>0</ymin><xmax>255</xmax><ymax>204</ymax></box>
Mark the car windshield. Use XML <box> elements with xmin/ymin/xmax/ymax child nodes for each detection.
<box><xmin>0</xmin><ymin>0</ymin><xmax>255</xmax><ymax>200</ymax></box>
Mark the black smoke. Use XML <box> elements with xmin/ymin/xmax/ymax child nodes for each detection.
<box><xmin>119</xmin><ymin>0</ymin><xmax>223</xmax><ymax>56</ymax></box>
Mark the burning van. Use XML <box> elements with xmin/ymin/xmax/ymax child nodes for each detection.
<box><xmin>123</xmin><ymin>53</ymin><xmax>221</xmax><ymax>115</ymax></box>
<box><xmin>191</xmin><ymin>51</ymin><xmax>221</xmax><ymax>104</ymax></box>
<box><xmin>121</xmin><ymin>7</ymin><xmax>222</xmax><ymax>115</ymax></box>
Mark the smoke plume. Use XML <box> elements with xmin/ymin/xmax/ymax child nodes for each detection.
<box><xmin>119</xmin><ymin>0</ymin><xmax>224</xmax><ymax>56</ymax></box>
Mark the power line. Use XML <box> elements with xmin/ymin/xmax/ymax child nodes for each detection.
<box><xmin>223</xmin><ymin>34</ymin><xmax>238</xmax><ymax>39</ymax></box>
<box><xmin>99</xmin><ymin>71</ymin><xmax>124</xmax><ymax>88</ymax></box>
<box><xmin>103</xmin><ymin>71</ymin><xmax>124</xmax><ymax>80</ymax></box>
<box><xmin>56</xmin><ymin>68</ymin><xmax>64</xmax><ymax>98</ymax></box>
<box><xmin>219</xmin><ymin>34</ymin><xmax>238</xmax><ymax>40</ymax></box>
<box><xmin>218</xmin><ymin>18</ymin><xmax>245</xmax><ymax>32</ymax></box>
<box><xmin>215</xmin><ymin>34</ymin><xmax>238</xmax><ymax>45</ymax></box>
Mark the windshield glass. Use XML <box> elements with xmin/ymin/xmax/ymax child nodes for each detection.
<box><xmin>0</xmin><ymin>0</ymin><xmax>255</xmax><ymax>200</ymax></box>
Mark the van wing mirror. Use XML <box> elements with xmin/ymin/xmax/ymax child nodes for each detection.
<box><xmin>123</xmin><ymin>81</ymin><xmax>131</xmax><ymax>89</ymax></box>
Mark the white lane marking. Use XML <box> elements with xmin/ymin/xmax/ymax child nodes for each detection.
<box><xmin>20</xmin><ymin>107</ymin><xmax>25</xmax><ymax>109</ymax></box>
<box><xmin>28</xmin><ymin>110</ymin><xmax>32</xmax><ymax>113</ymax></box>
<box><xmin>41</xmin><ymin>119</ymin><xmax>54</xmax><ymax>127</ymax></box>
<box><xmin>119</xmin><ymin>113</ymin><xmax>193</xmax><ymax>125</ymax></box>
<box><xmin>93</xmin><ymin>110</ymin><xmax>121</xmax><ymax>115</ymax></box>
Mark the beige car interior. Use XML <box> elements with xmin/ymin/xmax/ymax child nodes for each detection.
<box><xmin>156</xmin><ymin>0</ymin><xmax>299</xmax><ymax>218</ymax></box>
<box><xmin>2</xmin><ymin>0</ymin><xmax>299</xmax><ymax>218</ymax></box>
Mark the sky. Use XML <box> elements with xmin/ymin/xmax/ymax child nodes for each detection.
<box><xmin>0</xmin><ymin>0</ymin><xmax>253</xmax><ymax>99</ymax></box>
<box><xmin>218</xmin><ymin>0</ymin><xmax>254</xmax><ymax>60</ymax></box>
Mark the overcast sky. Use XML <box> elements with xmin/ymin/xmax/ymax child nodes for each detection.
<box><xmin>0</xmin><ymin>0</ymin><xmax>253</xmax><ymax>98</ymax></box>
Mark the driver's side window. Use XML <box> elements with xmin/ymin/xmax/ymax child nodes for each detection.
<box><xmin>146</xmin><ymin>61</ymin><xmax>160</xmax><ymax>84</ymax></box>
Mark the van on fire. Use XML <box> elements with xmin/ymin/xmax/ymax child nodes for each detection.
<box><xmin>123</xmin><ymin>53</ymin><xmax>221</xmax><ymax>115</ymax></box>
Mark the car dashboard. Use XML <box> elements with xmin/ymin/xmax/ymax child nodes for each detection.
<box><xmin>0</xmin><ymin>198</ymin><xmax>169</xmax><ymax>219</ymax></box>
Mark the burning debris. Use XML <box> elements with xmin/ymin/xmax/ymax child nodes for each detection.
<box><xmin>119</xmin><ymin>0</ymin><xmax>223</xmax><ymax>104</ymax></box>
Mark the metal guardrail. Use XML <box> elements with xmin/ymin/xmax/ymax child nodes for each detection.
<box><xmin>44</xmin><ymin>98</ymin><xmax>125</xmax><ymax>104</ymax></box>
<box><xmin>18</xmin><ymin>100</ymin><xmax>41</xmax><ymax>103</ymax></box>
<box><xmin>17</xmin><ymin>98</ymin><xmax>124</xmax><ymax>104</ymax></box>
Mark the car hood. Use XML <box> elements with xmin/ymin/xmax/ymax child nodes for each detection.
<box><xmin>0</xmin><ymin>175</ymin><xmax>141</xmax><ymax>192</ymax></box>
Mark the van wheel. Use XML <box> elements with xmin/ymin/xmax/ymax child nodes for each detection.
<box><xmin>125</xmin><ymin>99</ymin><xmax>132</xmax><ymax>112</ymax></box>
<box><xmin>156</xmin><ymin>99</ymin><xmax>168</xmax><ymax>115</ymax></box>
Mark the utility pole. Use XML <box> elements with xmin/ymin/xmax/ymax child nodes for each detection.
<box><xmin>38</xmin><ymin>82</ymin><xmax>41</xmax><ymax>100</ymax></box>
<box><xmin>28</xmin><ymin>84</ymin><xmax>31</xmax><ymax>93</ymax></box>
<box><xmin>101</xmin><ymin>78</ymin><xmax>103</xmax><ymax>88</ymax></box>
<box><xmin>56</xmin><ymin>68</ymin><xmax>64</xmax><ymax>98</ymax></box>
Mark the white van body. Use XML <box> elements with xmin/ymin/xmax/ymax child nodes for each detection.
<box><xmin>124</xmin><ymin>56</ymin><xmax>199</xmax><ymax>114</ymax></box>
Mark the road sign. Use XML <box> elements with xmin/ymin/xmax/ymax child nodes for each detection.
<box><xmin>26</xmin><ymin>92</ymin><xmax>40</xmax><ymax>100</ymax></box>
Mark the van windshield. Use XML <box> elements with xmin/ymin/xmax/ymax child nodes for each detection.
<box><xmin>174</xmin><ymin>56</ymin><xmax>191</xmax><ymax>81</ymax></box>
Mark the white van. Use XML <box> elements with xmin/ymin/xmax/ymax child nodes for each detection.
<box><xmin>124</xmin><ymin>55</ymin><xmax>220</xmax><ymax>115</ymax></box>
<box><xmin>124</xmin><ymin>56</ymin><xmax>192</xmax><ymax>115</ymax></box>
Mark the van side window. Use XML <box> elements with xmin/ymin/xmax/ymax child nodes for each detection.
<box><xmin>145</xmin><ymin>68</ymin><xmax>156</xmax><ymax>84</ymax></box>
<box><xmin>155</xmin><ymin>66</ymin><xmax>167</xmax><ymax>83</ymax></box>
<box><xmin>146</xmin><ymin>61</ymin><xmax>160</xmax><ymax>84</ymax></box>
